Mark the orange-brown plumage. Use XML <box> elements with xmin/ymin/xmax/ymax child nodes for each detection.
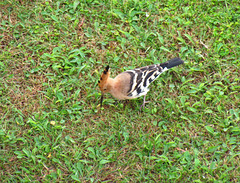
<box><xmin>98</xmin><ymin>66</ymin><xmax>133</xmax><ymax>101</ymax></box>
<box><xmin>98</xmin><ymin>58</ymin><xmax>184</xmax><ymax>109</ymax></box>
<box><xmin>98</xmin><ymin>65</ymin><xmax>110</xmax><ymax>92</ymax></box>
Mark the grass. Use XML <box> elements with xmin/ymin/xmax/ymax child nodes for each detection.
<box><xmin>0</xmin><ymin>0</ymin><xmax>240</xmax><ymax>182</ymax></box>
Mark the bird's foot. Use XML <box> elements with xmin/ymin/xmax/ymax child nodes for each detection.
<box><xmin>139</xmin><ymin>100</ymin><xmax>150</xmax><ymax>111</ymax></box>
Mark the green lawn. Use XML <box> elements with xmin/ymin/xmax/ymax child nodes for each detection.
<box><xmin>1</xmin><ymin>0</ymin><xmax>240</xmax><ymax>182</ymax></box>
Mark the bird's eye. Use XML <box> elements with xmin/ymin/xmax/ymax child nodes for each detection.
<box><xmin>104</xmin><ymin>88</ymin><xmax>107</xmax><ymax>91</ymax></box>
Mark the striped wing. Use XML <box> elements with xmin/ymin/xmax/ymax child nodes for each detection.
<box><xmin>125</xmin><ymin>64</ymin><xmax>167</xmax><ymax>98</ymax></box>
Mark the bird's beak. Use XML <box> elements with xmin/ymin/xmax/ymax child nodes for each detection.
<box><xmin>100</xmin><ymin>93</ymin><xmax>104</xmax><ymax>107</ymax></box>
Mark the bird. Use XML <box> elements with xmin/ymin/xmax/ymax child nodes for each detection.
<box><xmin>98</xmin><ymin>57</ymin><xmax>184</xmax><ymax>109</ymax></box>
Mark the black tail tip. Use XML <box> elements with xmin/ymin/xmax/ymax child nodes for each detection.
<box><xmin>161</xmin><ymin>57</ymin><xmax>184</xmax><ymax>69</ymax></box>
<box><xmin>171</xmin><ymin>57</ymin><xmax>184</xmax><ymax>64</ymax></box>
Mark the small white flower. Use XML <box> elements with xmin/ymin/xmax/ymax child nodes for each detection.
<box><xmin>50</xmin><ymin>121</ymin><xmax>56</xmax><ymax>125</ymax></box>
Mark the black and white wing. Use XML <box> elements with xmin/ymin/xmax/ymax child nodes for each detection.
<box><xmin>125</xmin><ymin>64</ymin><xmax>166</xmax><ymax>98</ymax></box>
<box><xmin>125</xmin><ymin>57</ymin><xmax>184</xmax><ymax>98</ymax></box>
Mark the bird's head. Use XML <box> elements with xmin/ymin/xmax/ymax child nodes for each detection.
<box><xmin>98</xmin><ymin>65</ymin><xmax>110</xmax><ymax>106</ymax></box>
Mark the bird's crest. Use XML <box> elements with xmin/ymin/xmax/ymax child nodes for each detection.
<box><xmin>98</xmin><ymin>65</ymin><xmax>110</xmax><ymax>91</ymax></box>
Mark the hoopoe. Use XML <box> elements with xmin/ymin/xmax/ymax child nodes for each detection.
<box><xmin>98</xmin><ymin>57</ymin><xmax>184</xmax><ymax>109</ymax></box>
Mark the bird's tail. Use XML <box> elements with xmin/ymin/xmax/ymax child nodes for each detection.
<box><xmin>160</xmin><ymin>58</ymin><xmax>184</xmax><ymax>70</ymax></box>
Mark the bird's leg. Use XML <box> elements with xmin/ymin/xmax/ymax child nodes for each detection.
<box><xmin>139</xmin><ymin>95</ymin><xmax>150</xmax><ymax>111</ymax></box>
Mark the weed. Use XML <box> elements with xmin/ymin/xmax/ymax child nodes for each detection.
<box><xmin>0</xmin><ymin>0</ymin><xmax>239</xmax><ymax>182</ymax></box>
